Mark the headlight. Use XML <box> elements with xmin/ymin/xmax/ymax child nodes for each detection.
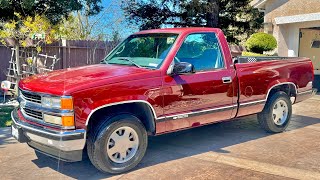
<box><xmin>41</xmin><ymin>96</ymin><xmax>73</xmax><ymax>110</ymax></box>
<box><xmin>43</xmin><ymin>114</ymin><xmax>62</xmax><ymax>125</ymax></box>
<box><xmin>43</xmin><ymin>114</ymin><xmax>75</xmax><ymax>128</ymax></box>
<box><xmin>42</xmin><ymin>97</ymin><xmax>61</xmax><ymax>109</ymax></box>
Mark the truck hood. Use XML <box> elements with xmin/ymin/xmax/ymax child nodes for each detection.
<box><xmin>19</xmin><ymin>64</ymin><xmax>160</xmax><ymax>95</ymax></box>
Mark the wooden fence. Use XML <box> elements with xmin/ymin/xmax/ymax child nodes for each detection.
<box><xmin>0</xmin><ymin>41</ymin><xmax>246</xmax><ymax>82</ymax></box>
<box><xmin>0</xmin><ymin>40</ymin><xmax>117</xmax><ymax>81</ymax></box>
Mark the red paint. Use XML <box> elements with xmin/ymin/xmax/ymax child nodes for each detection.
<box><xmin>18</xmin><ymin>28</ymin><xmax>314</xmax><ymax>134</ymax></box>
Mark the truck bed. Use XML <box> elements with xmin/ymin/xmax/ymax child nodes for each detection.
<box><xmin>234</xmin><ymin>56</ymin><xmax>314</xmax><ymax>117</ymax></box>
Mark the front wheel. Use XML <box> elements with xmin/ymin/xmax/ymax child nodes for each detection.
<box><xmin>258</xmin><ymin>91</ymin><xmax>292</xmax><ymax>133</ymax></box>
<box><xmin>87</xmin><ymin>114</ymin><xmax>148</xmax><ymax>174</ymax></box>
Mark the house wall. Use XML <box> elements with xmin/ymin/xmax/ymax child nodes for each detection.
<box><xmin>264</xmin><ymin>0</ymin><xmax>320</xmax><ymax>23</ymax></box>
<box><xmin>262</xmin><ymin>0</ymin><xmax>320</xmax><ymax>56</ymax></box>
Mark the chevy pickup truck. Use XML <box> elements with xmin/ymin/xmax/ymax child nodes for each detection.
<box><xmin>11</xmin><ymin>27</ymin><xmax>316</xmax><ymax>174</ymax></box>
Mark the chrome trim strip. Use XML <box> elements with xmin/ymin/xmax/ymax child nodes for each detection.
<box><xmin>157</xmin><ymin>116</ymin><xmax>166</xmax><ymax>120</ymax></box>
<box><xmin>239</xmin><ymin>99</ymin><xmax>266</xmax><ymax>106</ymax></box>
<box><xmin>265</xmin><ymin>82</ymin><xmax>297</xmax><ymax>100</ymax></box>
<box><xmin>162</xmin><ymin>104</ymin><xmax>237</xmax><ymax>120</ymax></box>
<box><xmin>85</xmin><ymin>100</ymin><xmax>158</xmax><ymax>126</ymax></box>
<box><xmin>297</xmin><ymin>90</ymin><xmax>313</xmax><ymax>95</ymax></box>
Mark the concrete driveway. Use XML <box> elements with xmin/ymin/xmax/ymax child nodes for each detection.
<box><xmin>1</xmin><ymin>96</ymin><xmax>320</xmax><ymax>180</ymax></box>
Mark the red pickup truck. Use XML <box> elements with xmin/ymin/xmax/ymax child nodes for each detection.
<box><xmin>12</xmin><ymin>28</ymin><xmax>316</xmax><ymax>174</ymax></box>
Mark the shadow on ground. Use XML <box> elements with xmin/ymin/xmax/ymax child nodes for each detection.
<box><xmin>27</xmin><ymin>114</ymin><xmax>320</xmax><ymax>179</ymax></box>
<box><xmin>0</xmin><ymin>127</ymin><xmax>17</xmax><ymax>148</ymax></box>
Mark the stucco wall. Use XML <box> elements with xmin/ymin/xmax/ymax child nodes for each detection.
<box><xmin>261</xmin><ymin>0</ymin><xmax>320</xmax><ymax>57</ymax></box>
<box><xmin>265</xmin><ymin>0</ymin><xmax>320</xmax><ymax>23</ymax></box>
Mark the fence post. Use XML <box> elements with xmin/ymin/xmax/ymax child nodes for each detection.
<box><xmin>62</xmin><ymin>39</ymin><xmax>67</xmax><ymax>69</ymax></box>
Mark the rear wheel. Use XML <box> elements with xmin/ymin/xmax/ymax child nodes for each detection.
<box><xmin>87</xmin><ymin>114</ymin><xmax>148</xmax><ymax>174</ymax></box>
<box><xmin>258</xmin><ymin>91</ymin><xmax>292</xmax><ymax>133</ymax></box>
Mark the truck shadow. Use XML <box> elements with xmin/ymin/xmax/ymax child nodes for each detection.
<box><xmin>31</xmin><ymin>114</ymin><xmax>319</xmax><ymax>179</ymax></box>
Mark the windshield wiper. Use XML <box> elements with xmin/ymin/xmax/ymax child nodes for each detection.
<box><xmin>100</xmin><ymin>59</ymin><xmax>108</xmax><ymax>64</ymax></box>
<box><xmin>117</xmin><ymin>58</ymin><xmax>143</xmax><ymax>68</ymax></box>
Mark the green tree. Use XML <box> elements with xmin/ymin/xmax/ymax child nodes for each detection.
<box><xmin>0</xmin><ymin>0</ymin><xmax>103</xmax><ymax>24</ymax></box>
<box><xmin>122</xmin><ymin>0</ymin><xmax>263</xmax><ymax>44</ymax></box>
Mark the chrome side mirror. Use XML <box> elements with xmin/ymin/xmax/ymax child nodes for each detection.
<box><xmin>173</xmin><ymin>62</ymin><xmax>195</xmax><ymax>75</ymax></box>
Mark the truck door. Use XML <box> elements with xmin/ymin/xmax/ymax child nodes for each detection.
<box><xmin>162</xmin><ymin>32</ymin><xmax>237</xmax><ymax>132</ymax></box>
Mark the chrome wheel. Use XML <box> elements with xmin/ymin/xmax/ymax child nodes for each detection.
<box><xmin>106</xmin><ymin>126</ymin><xmax>139</xmax><ymax>164</ymax></box>
<box><xmin>272</xmin><ymin>99</ymin><xmax>288</xmax><ymax>126</ymax></box>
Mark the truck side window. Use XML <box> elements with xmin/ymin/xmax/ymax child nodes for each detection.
<box><xmin>176</xmin><ymin>33</ymin><xmax>224</xmax><ymax>71</ymax></box>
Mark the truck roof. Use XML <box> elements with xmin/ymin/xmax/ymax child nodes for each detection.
<box><xmin>134</xmin><ymin>27</ymin><xmax>222</xmax><ymax>35</ymax></box>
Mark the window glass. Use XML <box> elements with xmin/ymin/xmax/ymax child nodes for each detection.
<box><xmin>176</xmin><ymin>33</ymin><xmax>224</xmax><ymax>71</ymax></box>
<box><xmin>311</xmin><ymin>40</ymin><xmax>320</xmax><ymax>48</ymax></box>
<box><xmin>105</xmin><ymin>33</ymin><xmax>178</xmax><ymax>69</ymax></box>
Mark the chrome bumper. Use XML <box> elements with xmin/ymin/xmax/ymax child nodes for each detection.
<box><xmin>11</xmin><ymin>108</ymin><xmax>86</xmax><ymax>161</ymax></box>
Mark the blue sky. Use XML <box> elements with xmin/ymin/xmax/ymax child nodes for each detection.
<box><xmin>89</xmin><ymin>0</ymin><xmax>138</xmax><ymax>40</ymax></box>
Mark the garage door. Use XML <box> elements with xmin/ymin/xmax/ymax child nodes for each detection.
<box><xmin>299</xmin><ymin>28</ymin><xmax>320</xmax><ymax>74</ymax></box>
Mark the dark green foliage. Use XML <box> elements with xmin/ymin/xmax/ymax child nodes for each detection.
<box><xmin>245</xmin><ymin>32</ymin><xmax>277</xmax><ymax>54</ymax></box>
<box><xmin>0</xmin><ymin>106</ymin><xmax>14</xmax><ymax>127</ymax></box>
<box><xmin>0</xmin><ymin>0</ymin><xmax>103</xmax><ymax>24</ymax></box>
<box><xmin>122</xmin><ymin>0</ymin><xmax>263</xmax><ymax>44</ymax></box>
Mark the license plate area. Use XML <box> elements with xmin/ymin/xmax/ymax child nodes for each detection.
<box><xmin>11</xmin><ymin>124</ymin><xmax>29</xmax><ymax>143</ymax></box>
<box><xmin>11</xmin><ymin>124</ymin><xmax>19</xmax><ymax>139</ymax></box>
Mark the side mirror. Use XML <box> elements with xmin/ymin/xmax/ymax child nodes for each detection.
<box><xmin>173</xmin><ymin>62</ymin><xmax>195</xmax><ymax>75</ymax></box>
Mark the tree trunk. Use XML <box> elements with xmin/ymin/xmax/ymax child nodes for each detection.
<box><xmin>206</xmin><ymin>0</ymin><xmax>219</xmax><ymax>27</ymax></box>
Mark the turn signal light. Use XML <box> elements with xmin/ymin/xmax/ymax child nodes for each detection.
<box><xmin>61</xmin><ymin>98</ymin><xmax>73</xmax><ymax>110</ymax></box>
<box><xmin>62</xmin><ymin>116</ymin><xmax>75</xmax><ymax>127</ymax></box>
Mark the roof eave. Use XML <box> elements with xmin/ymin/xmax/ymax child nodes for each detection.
<box><xmin>250</xmin><ymin>0</ymin><xmax>268</xmax><ymax>9</ymax></box>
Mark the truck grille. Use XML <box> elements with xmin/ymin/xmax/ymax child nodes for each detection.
<box><xmin>19</xmin><ymin>89</ymin><xmax>43</xmax><ymax>121</ymax></box>
<box><xmin>20</xmin><ymin>90</ymin><xmax>42</xmax><ymax>104</ymax></box>
<box><xmin>22</xmin><ymin>107</ymin><xmax>43</xmax><ymax>121</ymax></box>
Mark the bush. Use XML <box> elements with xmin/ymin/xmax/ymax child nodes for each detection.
<box><xmin>245</xmin><ymin>32</ymin><xmax>277</xmax><ymax>54</ymax></box>
<box><xmin>242</xmin><ymin>51</ymin><xmax>264</xmax><ymax>56</ymax></box>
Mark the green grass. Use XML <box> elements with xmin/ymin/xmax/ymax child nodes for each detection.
<box><xmin>0</xmin><ymin>106</ymin><xmax>14</xmax><ymax>127</ymax></box>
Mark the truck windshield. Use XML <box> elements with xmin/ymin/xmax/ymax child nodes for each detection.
<box><xmin>103</xmin><ymin>33</ymin><xmax>179</xmax><ymax>69</ymax></box>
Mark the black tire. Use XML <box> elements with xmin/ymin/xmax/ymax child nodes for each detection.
<box><xmin>258</xmin><ymin>91</ymin><xmax>292</xmax><ymax>133</ymax></box>
<box><xmin>87</xmin><ymin>113</ymin><xmax>148</xmax><ymax>174</ymax></box>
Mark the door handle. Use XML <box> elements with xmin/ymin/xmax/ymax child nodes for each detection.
<box><xmin>222</xmin><ymin>77</ymin><xmax>232</xmax><ymax>84</ymax></box>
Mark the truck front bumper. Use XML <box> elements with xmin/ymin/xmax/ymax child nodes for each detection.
<box><xmin>11</xmin><ymin>108</ymin><xmax>86</xmax><ymax>162</ymax></box>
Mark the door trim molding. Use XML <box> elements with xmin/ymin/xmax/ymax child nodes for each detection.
<box><xmin>157</xmin><ymin>104</ymin><xmax>237</xmax><ymax>122</ymax></box>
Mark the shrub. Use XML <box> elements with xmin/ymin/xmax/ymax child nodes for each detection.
<box><xmin>245</xmin><ymin>32</ymin><xmax>277</xmax><ymax>54</ymax></box>
<box><xmin>242</xmin><ymin>51</ymin><xmax>264</xmax><ymax>56</ymax></box>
